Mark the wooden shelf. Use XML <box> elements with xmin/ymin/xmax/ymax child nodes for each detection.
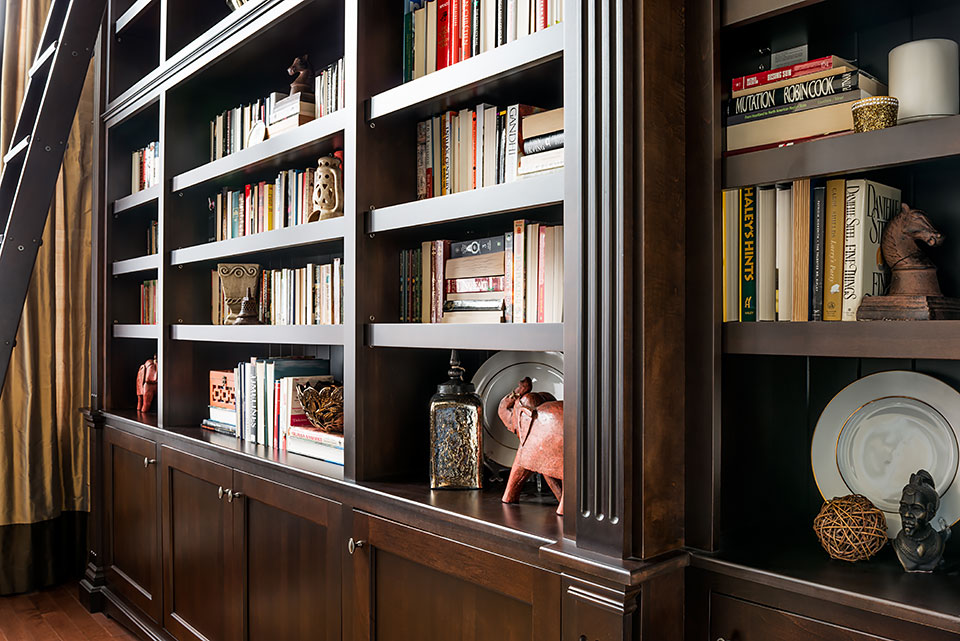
<box><xmin>102</xmin><ymin>408</ymin><xmax>158</xmax><ymax>430</ymax></box>
<box><xmin>115</xmin><ymin>0</ymin><xmax>157</xmax><ymax>35</ymax></box>
<box><xmin>724</xmin><ymin>115</ymin><xmax>960</xmax><ymax>189</ymax></box>
<box><xmin>721</xmin><ymin>0</ymin><xmax>826</xmax><ymax>27</ymax></box>
<box><xmin>368</xmin><ymin>171</ymin><xmax>563</xmax><ymax>233</ymax></box>
<box><xmin>170</xmin><ymin>110</ymin><xmax>347</xmax><ymax>192</ymax></box>
<box><xmin>170</xmin><ymin>217</ymin><xmax>345</xmax><ymax>265</ymax></box>
<box><xmin>113</xmin><ymin>324</ymin><xmax>159</xmax><ymax>339</ymax></box>
<box><xmin>691</xmin><ymin>539</ymin><xmax>960</xmax><ymax>633</ymax></box>
<box><xmin>113</xmin><ymin>184</ymin><xmax>159</xmax><ymax>214</ymax></box>
<box><xmin>368</xmin><ymin>26</ymin><xmax>563</xmax><ymax>120</ymax></box>
<box><xmin>171</xmin><ymin>324</ymin><xmax>344</xmax><ymax>345</ymax></box>
<box><xmin>112</xmin><ymin>254</ymin><xmax>159</xmax><ymax>275</ymax></box>
<box><xmin>722</xmin><ymin>320</ymin><xmax>960</xmax><ymax>360</ymax></box>
<box><xmin>367</xmin><ymin>323</ymin><xmax>562</xmax><ymax>351</ymax></box>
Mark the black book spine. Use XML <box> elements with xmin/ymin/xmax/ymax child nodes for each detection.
<box><xmin>496</xmin><ymin>0</ymin><xmax>506</xmax><ymax>46</ymax></box>
<box><xmin>811</xmin><ymin>184</ymin><xmax>826</xmax><ymax>321</ymax></box>
<box><xmin>727</xmin><ymin>71</ymin><xmax>864</xmax><ymax>117</ymax></box>
<box><xmin>451</xmin><ymin>234</ymin><xmax>506</xmax><ymax>258</ymax></box>
<box><xmin>472</xmin><ymin>0</ymin><xmax>481</xmax><ymax>56</ymax></box>
<box><xmin>522</xmin><ymin>131</ymin><xmax>564</xmax><ymax>155</ymax></box>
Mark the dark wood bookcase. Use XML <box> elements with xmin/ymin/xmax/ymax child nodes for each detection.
<box><xmin>84</xmin><ymin>0</ymin><xmax>688</xmax><ymax>639</ymax></box>
<box><xmin>686</xmin><ymin>0</ymin><xmax>960</xmax><ymax>638</ymax></box>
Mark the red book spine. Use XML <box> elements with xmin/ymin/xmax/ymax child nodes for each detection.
<box><xmin>244</xmin><ymin>184</ymin><xmax>251</xmax><ymax>236</ymax></box>
<box><xmin>732</xmin><ymin>56</ymin><xmax>838</xmax><ymax>92</ymax></box>
<box><xmin>445</xmin><ymin>276</ymin><xmax>504</xmax><ymax>293</ymax></box>
<box><xmin>460</xmin><ymin>0</ymin><xmax>471</xmax><ymax>62</ymax></box>
<box><xmin>513</xmin><ymin>219</ymin><xmax>525</xmax><ymax>322</ymax></box>
<box><xmin>451</xmin><ymin>0</ymin><xmax>460</xmax><ymax>65</ymax></box>
<box><xmin>437</xmin><ymin>0</ymin><xmax>450</xmax><ymax>70</ymax></box>
<box><xmin>537</xmin><ymin>0</ymin><xmax>547</xmax><ymax>30</ymax></box>
<box><xmin>537</xmin><ymin>226</ymin><xmax>546</xmax><ymax>323</ymax></box>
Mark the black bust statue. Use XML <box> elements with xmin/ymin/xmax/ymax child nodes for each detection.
<box><xmin>894</xmin><ymin>469</ymin><xmax>951</xmax><ymax>573</ymax></box>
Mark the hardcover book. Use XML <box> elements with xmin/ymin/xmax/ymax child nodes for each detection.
<box><xmin>756</xmin><ymin>186</ymin><xmax>776</xmax><ymax>321</ymax></box>
<box><xmin>823</xmin><ymin>179</ymin><xmax>845</xmax><ymax>321</ymax></box>
<box><xmin>739</xmin><ymin>187</ymin><xmax>756</xmax><ymax>322</ymax></box>
<box><xmin>841</xmin><ymin>180</ymin><xmax>901</xmax><ymax>321</ymax></box>
<box><xmin>791</xmin><ymin>178</ymin><xmax>810</xmax><ymax>321</ymax></box>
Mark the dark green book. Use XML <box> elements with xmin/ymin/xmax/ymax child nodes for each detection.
<box><xmin>739</xmin><ymin>186</ymin><xmax>757</xmax><ymax>322</ymax></box>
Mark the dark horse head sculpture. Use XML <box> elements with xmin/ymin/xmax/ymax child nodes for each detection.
<box><xmin>287</xmin><ymin>55</ymin><xmax>314</xmax><ymax>95</ymax></box>
<box><xmin>883</xmin><ymin>203</ymin><xmax>944</xmax><ymax>296</ymax></box>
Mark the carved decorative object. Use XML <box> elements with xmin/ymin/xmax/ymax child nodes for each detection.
<box><xmin>217</xmin><ymin>263</ymin><xmax>260</xmax><ymax>325</ymax></box>
<box><xmin>209</xmin><ymin>370</ymin><xmax>236</xmax><ymax>409</ymax></box>
<box><xmin>233</xmin><ymin>287</ymin><xmax>262</xmax><ymax>325</ymax></box>
<box><xmin>295</xmin><ymin>383</ymin><xmax>344</xmax><ymax>434</ymax></box>
<box><xmin>309</xmin><ymin>155</ymin><xmax>344</xmax><ymax>222</ymax></box>
<box><xmin>429</xmin><ymin>351</ymin><xmax>483</xmax><ymax>490</ymax></box>
<box><xmin>813</xmin><ymin>494</ymin><xmax>887</xmax><ymax>562</ymax></box>
<box><xmin>287</xmin><ymin>55</ymin><xmax>314</xmax><ymax>95</ymax></box>
<box><xmin>136</xmin><ymin>356</ymin><xmax>158</xmax><ymax>413</ymax></box>
<box><xmin>857</xmin><ymin>203</ymin><xmax>960</xmax><ymax>320</ymax></box>
<box><xmin>499</xmin><ymin>376</ymin><xmax>563</xmax><ymax>514</ymax></box>
<box><xmin>895</xmin><ymin>469</ymin><xmax>952</xmax><ymax>572</ymax></box>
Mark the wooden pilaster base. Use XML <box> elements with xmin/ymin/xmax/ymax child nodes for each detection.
<box><xmin>856</xmin><ymin>295</ymin><xmax>960</xmax><ymax>320</ymax></box>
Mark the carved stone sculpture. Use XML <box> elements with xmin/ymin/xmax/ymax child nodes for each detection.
<box><xmin>310</xmin><ymin>155</ymin><xmax>344</xmax><ymax>222</ymax></box>
<box><xmin>857</xmin><ymin>203</ymin><xmax>960</xmax><ymax>319</ymax></box>
<box><xmin>498</xmin><ymin>377</ymin><xmax>563</xmax><ymax>514</ymax></box>
<box><xmin>287</xmin><ymin>55</ymin><xmax>314</xmax><ymax>95</ymax></box>
<box><xmin>217</xmin><ymin>263</ymin><xmax>260</xmax><ymax>325</ymax></box>
<box><xmin>894</xmin><ymin>469</ymin><xmax>951</xmax><ymax>572</ymax></box>
<box><xmin>233</xmin><ymin>287</ymin><xmax>261</xmax><ymax>325</ymax></box>
<box><xmin>136</xmin><ymin>356</ymin><xmax>158</xmax><ymax>413</ymax></box>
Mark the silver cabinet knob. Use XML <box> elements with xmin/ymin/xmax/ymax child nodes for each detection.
<box><xmin>218</xmin><ymin>486</ymin><xmax>224</xmax><ymax>500</ymax></box>
<box><xmin>348</xmin><ymin>538</ymin><xmax>365</xmax><ymax>555</ymax></box>
<box><xmin>226</xmin><ymin>489</ymin><xmax>243</xmax><ymax>503</ymax></box>
<box><xmin>143</xmin><ymin>457</ymin><xmax>156</xmax><ymax>468</ymax></box>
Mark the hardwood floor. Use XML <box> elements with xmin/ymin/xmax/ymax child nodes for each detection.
<box><xmin>0</xmin><ymin>582</ymin><xmax>137</xmax><ymax>640</ymax></box>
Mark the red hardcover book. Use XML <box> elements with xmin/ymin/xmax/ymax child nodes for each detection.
<box><xmin>537</xmin><ymin>0</ymin><xmax>547</xmax><ymax>30</ymax></box>
<box><xmin>537</xmin><ymin>225</ymin><xmax>546</xmax><ymax>323</ymax></box>
<box><xmin>244</xmin><ymin>184</ymin><xmax>252</xmax><ymax>236</ymax></box>
<box><xmin>451</xmin><ymin>0</ymin><xmax>460</xmax><ymax>65</ymax></box>
<box><xmin>433</xmin><ymin>240</ymin><xmax>451</xmax><ymax>322</ymax></box>
<box><xmin>445</xmin><ymin>276</ymin><xmax>505</xmax><ymax>293</ymax></box>
<box><xmin>732</xmin><ymin>56</ymin><xmax>850</xmax><ymax>92</ymax></box>
<box><xmin>460</xmin><ymin>0</ymin><xmax>471</xmax><ymax>62</ymax></box>
<box><xmin>471</xmin><ymin>111</ymin><xmax>477</xmax><ymax>189</ymax></box>
<box><xmin>437</xmin><ymin>0</ymin><xmax>451</xmax><ymax>70</ymax></box>
<box><xmin>503</xmin><ymin>233</ymin><xmax>513</xmax><ymax>322</ymax></box>
<box><xmin>513</xmin><ymin>219</ymin><xmax>526</xmax><ymax>322</ymax></box>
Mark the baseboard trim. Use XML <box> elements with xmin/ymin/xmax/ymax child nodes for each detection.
<box><xmin>101</xmin><ymin>587</ymin><xmax>176</xmax><ymax>641</ymax></box>
<box><xmin>78</xmin><ymin>577</ymin><xmax>105</xmax><ymax>613</ymax></box>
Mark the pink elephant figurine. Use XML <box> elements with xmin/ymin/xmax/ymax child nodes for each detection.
<box><xmin>136</xmin><ymin>357</ymin><xmax>158</xmax><ymax>413</ymax></box>
<box><xmin>498</xmin><ymin>377</ymin><xmax>564</xmax><ymax>515</ymax></box>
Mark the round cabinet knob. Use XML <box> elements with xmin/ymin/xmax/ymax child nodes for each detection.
<box><xmin>347</xmin><ymin>538</ymin><xmax>365</xmax><ymax>555</ymax></box>
<box><xmin>143</xmin><ymin>457</ymin><xmax>156</xmax><ymax>468</ymax></box>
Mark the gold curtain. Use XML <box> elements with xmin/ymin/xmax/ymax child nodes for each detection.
<box><xmin>0</xmin><ymin>0</ymin><xmax>93</xmax><ymax>529</ymax></box>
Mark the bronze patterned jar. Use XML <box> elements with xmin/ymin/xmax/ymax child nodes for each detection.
<box><xmin>429</xmin><ymin>351</ymin><xmax>483</xmax><ymax>490</ymax></box>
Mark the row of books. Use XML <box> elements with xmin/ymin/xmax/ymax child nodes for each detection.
<box><xmin>402</xmin><ymin>0</ymin><xmax>563</xmax><ymax>82</ymax></box>
<box><xmin>208</xmin><ymin>161</ymin><xmax>331</xmax><ymax>242</ymax></box>
<box><xmin>140</xmin><ymin>279</ymin><xmax>157</xmax><ymax>325</ymax></box>
<box><xmin>725</xmin><ymin>55</ymin><xmax>886</xmax><ymax>153</ymax></box>
<box><xmin>131</xmin><ymin>142</ymin><xmax>160</xmax><ymax>194</ymax></box>
<box><xmin>723</xmin><ymin>179</ymin><xmax>901</xmax><ymax>322</ymax></box>
<box><xmin>314</xmin><ymin>58</ymin><xmax>346</xmax><ymax>119</ymax></box>
<box><xmin>415</xmin><ymin>104</ymin><xmax>562</xmax><ymax>199</ymax></box>
<box><xmin>399</xmin><ymin>221</ymin><xmax>563</xmax><ymax>323</ymax></box>
<box><xmin>146</xmin><ymin>220</ymin><xmax>158</xmax><ymax>255</ymax></box>
<box><xmin>210</xmin><ymin>261</ymin><xmax>344</xmax><ymax>326</ymax></box>
<box><xmin>210</xmin><ymin>93</ymin><xmax>281</xmax><ymax>161</ymax></box>
<box><xmin>205</xmin><ymin>359</ymin><xmax>344</xmax><ymax>467</ymax></box>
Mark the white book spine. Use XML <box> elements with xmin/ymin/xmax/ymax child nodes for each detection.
<box><xmin>774</xmin><ymin>185</ymin><xmax>793</xmax><ymax>321</ymax></box>
<box><xmin>756</xmin><ymin>186</ymin><xmax>777</xmax><ymax>321</ymax></box>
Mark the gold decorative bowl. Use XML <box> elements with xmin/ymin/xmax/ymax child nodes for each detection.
<box><xmin>851</xmin><ymin>96</ymin><xmax>899</xmax><ymax>133</ymax></box>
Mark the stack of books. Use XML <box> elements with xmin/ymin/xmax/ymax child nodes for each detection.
<box><xmin>209</xmin><ymin>92</ymin><xmax>286</xmax><ymax>160</ymax></box>
<box><xmin>267</xmin><ymin>92</ymin><xmax>316</xmax><ymax>138</ymax></box>
<box><xmin>722</xmin><ymin>179</ymin><xmax>901</xmax><ymax>322</ymax></box>
<box><xmin>402</xmin><ymin>0</ymin><xmax>563</xmax><ymax>82</ymax></box>
<box><xmin>213</xmin><ymin>357</ymin><xmax>342</xmax><ymax>468</ymax></box>
<box><xmin>146</xmin><ymin>220</ymin><xmax>158</xmax><ymax>255</ymax></box>
<box><xmin>131</xmin><ymin>142</ymin><xmax>159</xmax><ymax>194</ymax></box>
<box><xmin>208</xmin><ymin>157</ymin><xmax>340</xmax><ymax>242</ymax></box>
<box><xmin>210</xmin><ymin>260</ymin><xmax>344</xmax><ymax>326</ymax></box>
<box><xmin>140</xmin><ymin>279</ymin><xmax>157</xmax><ymax>324</ymax></box>
<box><xmin>314</xmin><ymin>58</ymin><xmax>345</xmax><ymax>118</ymax></box>
<box><xmin>400</xmin><ymin>222</ymin><xmax>563</xmax><ymax>323</ymax></box>
<box><xmin>517</xmin><ymin>107</ymin><xmax>563</xmax><ymax>177</ymax></box>
<box><xmin>725</xmin><ymin>56</ymin><xmax>886</xmax><ymax>153</ymax></box>
<box><xmin>416</xmin><ymin>103</ymin><xmax>555</xmax><ymax>199</ymax></box>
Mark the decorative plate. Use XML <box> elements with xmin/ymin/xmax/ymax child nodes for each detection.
<box><xmin>812</xmin><ymin>371</ymin><xmax>960</xmax><ymax>537</ymax></box>
<box><xmin>471</xmin><ymin>351</ymin><xmax>564</xmax><ymax>468</ymax></box>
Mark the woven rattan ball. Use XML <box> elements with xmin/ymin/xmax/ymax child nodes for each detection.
<box><xmin>813</xmin><ymin>494</ymin><xmax>887</xmax><ymax>562</ymax></box>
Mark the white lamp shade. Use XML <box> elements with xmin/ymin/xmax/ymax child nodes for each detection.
<box><xmin>889</xmin><ymin>39</ymin><xmax>960</xmax><ymax>123</ymax></box>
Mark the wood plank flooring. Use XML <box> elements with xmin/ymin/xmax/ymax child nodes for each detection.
<box><xmin>0</xmin><ymin>583</ymin><xmax>136</xmax><ymax>640</ymax></box>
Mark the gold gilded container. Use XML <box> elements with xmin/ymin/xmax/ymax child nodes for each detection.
<box><xmin>851</xmin><ymin>96</ymin><xmax>899</xmax><ymax>133</ymax></box>
<box><xmin>429</xmin><ymin>351</ymin><xmax>483</xmax><ymax>489</ymax></box>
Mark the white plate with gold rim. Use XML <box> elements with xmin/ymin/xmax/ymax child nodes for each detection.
<box><xmin>812</xmin><ymin>370</ymin><xmax>960</xmax><ymax>538</ymax></box>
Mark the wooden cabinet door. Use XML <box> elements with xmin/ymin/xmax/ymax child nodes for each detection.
<box><xmin>232</xmin><ymin>471</ymin><xmax>342</xmax><ymax>641</ymax></box>
<box><xmin>160</xmin><ymin>447</ymin><xmax>239</xmax><ymax>641</ymax></box>
<box><xmin>349</xmin><ymin>512</ymin><xmax>561</xmax><ymax>641</ymax></box>
<box><xmin>103</xmin><ymin>427</ymin><xmax>162</xmax><ymax>623</ymax></box>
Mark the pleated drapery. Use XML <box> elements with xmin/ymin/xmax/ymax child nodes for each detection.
<box><xmin>0</xmin><ymin>0</ymin><xmax>93</xmax><ymax>594</ymax></box>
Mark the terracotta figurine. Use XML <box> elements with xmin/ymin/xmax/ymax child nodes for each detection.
<box><xmin>894</xmin><ymin>469</ymin><xmax>951</xmax><ymax>573</ymax></box>
<box><xmin>287</xmin><ymin>55</ymin><xmax>314</xmax><ymax>95</ymax></box>
<box><xmin>136</xmin><ymin>356</ymin><xmax>158</xmax><ymax>413</ymax></box>
<box><xmin>498</xmin><ymin>377</ymin><xmax>563</xmax><ymax>515</ymax></box>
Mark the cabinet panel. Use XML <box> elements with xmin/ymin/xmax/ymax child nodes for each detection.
<box><xmin>351</xmin><ymin>512</ymin><xmax>560</xmax><ymax>641</ymax></box>
<box><xmin>234</xmin><ymin>471</ymin><xmax>341</xmax><ymax>641</ymax></box>
<box><xmin>104</xmin><ymin>427</ymin><xmax>162</xmax><ymax>623</ymax></box>
<box><xmin>710</xmin><ymin>593</ymin><xmax>889</xmax><ymax>641</ymax></box>
<box><xmin>161</xmin><ymin>446</ymin><xmax>238</xmax><ymax>641</ymax></box>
